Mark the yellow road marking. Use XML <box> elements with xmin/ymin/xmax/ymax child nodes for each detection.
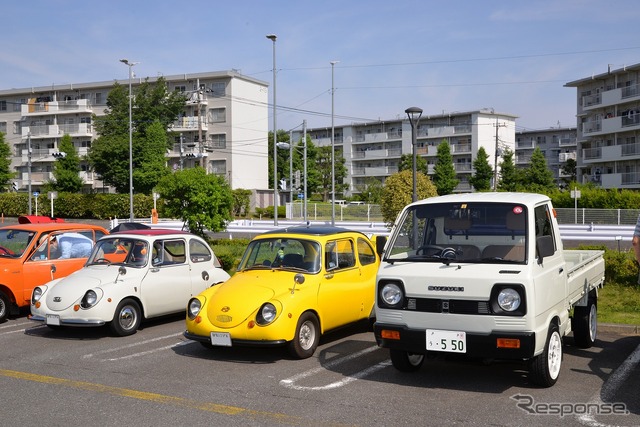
<box><xmin>0</xmin><ymin>369</ymin><xmax>323</xmax><ymax>425</ymax></box>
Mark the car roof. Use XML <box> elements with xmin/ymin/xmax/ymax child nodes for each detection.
<box><xmin>107</xmin><ymin>229</ymin><xmax>193</xmax><ymax>238</ymax></box>
<box><xmin>260</xmin><ymin>225</ymin><xmax>367</xmax><ymax>238</ymax></box>
<box><xmin>0</xmin><ymin>223</ymin><xmax>108</xmax><ymax>233</ymax></box>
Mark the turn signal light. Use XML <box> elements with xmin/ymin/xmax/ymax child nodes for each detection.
<box><xmin>381</xmin><ymin>330</ymin><xmax>401</xmax><ymax>340</ymax></box>
<box><xmin>73</xmin><ymin>304</ymin><xmax>80</xmax><ymax>312</ymax></box>
<box><xmin>497</xmin><ymin>338</ymin><xmax>520</xmax><ymax>349</ymax></box>
<box><xmin>248</xmin><ymin>320</ymin><xmax>256</xmax><ymax>329</ymax></box>
<box><xmin>35</xmin><ymin>302</ymin><xmax>41</xmax><ymax>309</ymax></box>
<box><xmin>195</xmin><ymin>316</ymin><xmax>202</xmax><ymax>324</ymax></box>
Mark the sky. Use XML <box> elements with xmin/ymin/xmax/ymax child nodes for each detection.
<box><xmin>3</xmin><ymin>0</ymin><xmax>640</xmax><ymax>133</ymax></box>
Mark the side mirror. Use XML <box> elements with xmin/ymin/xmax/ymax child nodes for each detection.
<box><xmin>536</xmin><ymin>235</ymin><xmax>555</xmax><ymax>264</ymax></box>
<box><xmin>376</xmin><ymin>236</ymin><xmax>387</xmax><ymax>257</ymax></box>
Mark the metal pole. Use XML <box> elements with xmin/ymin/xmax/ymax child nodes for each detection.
<box><xmin>330</xmin><ymin>61</ymin><xmax>338</xmax><ymax>226</ymax></box>
<box><xmin>289</xmin><ymin>130</ymin><xmax>293</xmax><ymax>204</ymax></box>
<box><xmin>405</xmin><ymin>107</ymin><xmax>422</xmax><ymax>203</ymax></box>
<box><xmin>303</xmin><ymin>120</ymin><xmax>308</xmax><ymax>223</ymax></box>
<box><xmin>266</xmin><ymin>34</ymin><xmax>278</xmax><ymax>226</ymax></box>
<box><xmin>120</xmin><ymin>59</ymin><xmax>137</xmax><ymax>221</ymax></box>
<box><xmin>180</xmin><ymin>133</ymin><xmax>184</xmax><ymax>171</ymax></box>
<box><xmin>27</xmin><ymin>132</ymin><xmax>32</xmax><ymax>215</ymax></box>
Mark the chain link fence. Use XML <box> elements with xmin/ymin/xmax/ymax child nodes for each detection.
<box><xmin>286</xmin><ymin>203</ymin><xmax>640</xmax><ymax>226</ymax></box>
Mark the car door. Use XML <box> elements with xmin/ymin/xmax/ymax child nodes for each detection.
<box><xmin>139</xmin><ymin>238</ymin><xmax>192</xmax><ymax>317</ymax></box>
<box><xmin>188</xmin><ymin>238</ymin><xmax>217</xmax><ymax>294</ymax></box>
<box><xmin>317</xmin><ymin>237</ymin><xmax>364</xmax><ymax>331</ymax></box>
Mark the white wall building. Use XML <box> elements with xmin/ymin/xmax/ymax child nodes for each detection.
<box><xmin>0</xmin><ymin>70</ymin><xmax>269</xmax><ymax>203</ymax></box>
<box><xmin>293</xmin><ymin>109</ymin><xmax>517</xmax><ymax>197</ymax></box>
<box><xmin>565</xmin><ymin>63</ymin><xmax>640</xmax><ymax>189</ymax></box>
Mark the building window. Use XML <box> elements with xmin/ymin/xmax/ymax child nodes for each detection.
<box><xmin>0</xmin><ymin>101</ymin><xmax>6</xmax><ymax>112</ymax></box>
<box><xmin>208</xmin><ymin>108</ymin><xmax>226</xmax><ymax>123</ymax></box>
<box><xmin>13</xmin><ymin>99</ymin><xmax>23</xmax><ymax>112</ymax></box>
<box><xmin>210</xmin><ymin>82</ymin><xmax>225</xmax><ymax>97</ymax></box>
<box><xmin>174</xmin><ymin>85</ymin><xmax>186</xmax><ymax>93</ymax></box>
<box><xmin>95</xmin><ymin>93</ymin><xmax>103</xmax><ymax>105</ymax></box>
<box><xmin>210</xmin><ymin>160</ymin><xmax>226</xmax><ymax>175</ymax></box>
<box><xmin>208</xmin><ymin>134</ymin><xmax>226</xmax><ymax>149</ymax></box>
<box><xmin>0</xmin><ymin>122</ymin><xmax>6</xmax><ymax>134</ymax></box>
<box><xmin>13</xmin><ymin>121</ymin><xmax>21</xmax><ymax>134</ymax></box>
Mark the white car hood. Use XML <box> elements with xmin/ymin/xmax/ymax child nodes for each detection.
<box><xmin>44</xmin><ymin>266</ymin><xmax>142</xmax><ymax>311</ymax></box>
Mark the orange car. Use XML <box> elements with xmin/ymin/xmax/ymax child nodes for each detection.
<box><xmin>0</xmin><ymin>218</ymin><xmax>108</xmax><ymax>322</ymax></box>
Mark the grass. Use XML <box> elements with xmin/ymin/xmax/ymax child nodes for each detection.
<box><xmin>598</xmin><ymin>283</ymin><xmax>640</xmax><ymax>325</ymax></box>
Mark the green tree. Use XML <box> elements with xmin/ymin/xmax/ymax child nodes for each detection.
<box><xmin>49</xmin><ymin>134</ymin><xmax>83</xmax><ymax>193</ymax></box>
<box><xmin>316</xmin><ymin>145</ymin><xmax>348</xmax><ymax>201</ymax></box>
<box><xmin>469</xmin><ymin>146</ymin><xmax>493</xmax><ymax>192</ymax></box>
<box><xmin>432</xmin><ymin>140</ymin><xmax>458</xmax><ymax>195</ymax></box>
<box><xmin>88</xmin><ymin>78</ymin><xmax>185</xmax><ymax>194</ymax></box>
<box><xmin>560</xmin><ymin>158</ymin><xmax>577</xmax><ymax>187</ymax></box>
<box><xmin>398</xmin><ymin>153</ymin><xmax>428</xmax><ymax>175</ymax></box>
<box><xmin>381</xmin><ymin>169</ymin><xmax>438</xmax><ymax>226</ymax></box>
<box><xmin>355</xmin><ymin>177</ymin><xmax>384</xmax><ymax>203</ymax></box>
<box><xmin>155</xmin><ymin>167</ymin><xmax>233</xmax><ymax>238</ymax></box>
<box><xmin>497</xmin><ymin>148</ymin><xmax>520</xmax><ymax>191</ymax></box>
<box><xmin>232</xmin><ymin>188</ymin><xmax>252</xmax><ymax>217</ymax></box>
<box><xmin>523</xmin><ymin>147</ymin><xmax>556</xmax><ymax>192</ymax></box>
<box><xmin>0</xmin><ymin>133</ymin><xmax>15</xmax><ymax>190</ymax></box>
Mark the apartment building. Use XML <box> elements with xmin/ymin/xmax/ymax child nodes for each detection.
<box><xmin>293</xmin><ymin>109</ymin><xmax>517</xmax><ymax>197</ymax></box>
<box><xmin>565</xmin><ymin>63</ymin><xmax>640</xmax><ymax>188</ymax></box>
<box><xmin>0</xmin><ymin>70</ymin><xmax>269</xmax><ymax>199</ymax></box>
<box><xmin>515</xmin><ymin>126</ymin><xmax>577</xmax><ymax>187</ymax></box>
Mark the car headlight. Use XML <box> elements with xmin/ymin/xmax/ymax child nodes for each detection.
<box><xmin>497</xmin><ymin>288</ymin><xmax>521</xmax><ymax>312</ymax></box>
<box><xmin>80</xmin><ymin>290</ymin><xmax>100</xmax><ymax>309</ymax></box>
<box><xmin>188</xmin><ymin>298</ymin><xmax>202</xmax><ymax>320</ymax></box>
<box><xmin>31</xmin><ymin>286</ymin><xmax>45</xmax><ymax>305</ymax></box>
<box><xmin>379</xmin><ymin>281</ymin><xmax>404</xmax><ymax>308</ymax></box>
<box><xmin>256</xmin><ymin>303</ymin><xmax>277</xmax><ymax>325</ymax></box>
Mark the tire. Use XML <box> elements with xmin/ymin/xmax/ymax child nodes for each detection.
<box><xmin>529</xmin><ymin>323</ymin><xmax>562</xmax><ymax>387</ymax></box>
<box><xmin>109</xmin><ymin>299</ymin><xmax>142</xmax><ymax>337</ymax></box>
<box><xmin>287</xmin><ymin>312</ymin><xmax>320</xmax><ymax>359</ymax></box>
<box><xmin>390</xmin><ymin>349</ymin><xmax>425</xmax><ymax>372</ymax></box>
<box><xmin>572</xmin><ymin>299</ymin><xmax>597</xmax><ymax>348</ymax></box>
<box><xmin>0</xmin><ymin>291</ymin><xmax>9</xmax><ymax>323</ymax></box>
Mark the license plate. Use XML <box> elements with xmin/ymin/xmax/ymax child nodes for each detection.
<box><xmin>210</xmin><ymin>332</ymin><xmax>232</xmax><ymax>347</ymax></box>
<box><xmin>46</xmin><ymin>314</ymin><xmax>60</xmax><ymax>326</ymax></box>
<box><xmin>426</xmin><ymin>329</ymin><xmax>466</xmax><ymax>353</ymax></box>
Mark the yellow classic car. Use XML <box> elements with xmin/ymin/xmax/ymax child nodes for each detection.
<box><xmin>184</xmin><ymin>225</ymin><xmax>384</xmax><ymax>358</ymax></box>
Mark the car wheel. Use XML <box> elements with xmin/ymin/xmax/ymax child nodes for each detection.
<box><xmin>0</xmin><ymin>291</ymin><xmax>9</xmax><ymax>323</ymax></box>
<box><xmin>572</xmin><ymin>298</ymin><xmax>597</xmax><ymax>348</ymax></box>
<box><xmin>390</xmin><ymin>349</ymin><xmax>424</xmax><ymax>372</ymax></box>
<box><xmin>287</xmin><ymin>312</ymin><xmax>319</xmax><ymax>359</ymax></box>
<box><xmin>109</xmin><ymin>299</ymin><xmax>142</xmax><ymax>337</ymax></box>
<box><xmin>529</xmin><ymin>322</ymin><xmax>562</xmax><ymax>387</ymax></box>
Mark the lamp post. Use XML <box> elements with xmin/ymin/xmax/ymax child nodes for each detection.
<box><xmin>27</xmin><ymin>132</ymin><xmax>32</xmax><ymax>215</ymax></box>
<box><xmin>330</xmin><ymin>60</ymin><xmax>339</xmax><ymax>225</ymax></box>
<box><xmin>405</xmin><ymin>107</ymin><xmax>423</xmax><ymax>203</ymax></box>
<box><xmin>266</xmin><ymin>34</ymin><xmax>278</xmax><ymax>226</ymax></box>
<box><xmin>120</xmin><ymin>58</ymin><xmax>138</xmax><ymax>221</ymax></box>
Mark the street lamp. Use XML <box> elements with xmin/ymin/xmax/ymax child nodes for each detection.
<box><xmin>27</xmin><ymin>132</ymin><xmax>32</xmax><ymax>215</ymax></box>
<box><xmin>120</xmin><ymin>58</ymin><xmax>139</xmax><ymax>221</ymax></box>
<box><xmin>330</xmin><ymin>60</ymin><xmax>339</xmax><ymax>226</ymax></box>
<box><xmin>266</xmin><ymin>34</ymin><xmax>278</xmax><ymax>226</ymax></box>
<box><xmin>405</xmin><ymin>107</ymin><xmax>423</xmax><ymax>203</ymax></box>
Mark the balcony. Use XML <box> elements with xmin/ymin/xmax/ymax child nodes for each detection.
<box><xmin>354</xmin><ymin>132</ymin><xmax>388</xmax><ymax>143</ymax></box>
<box><xmin>22</xmin><ymin>99</ymin><xmax>92</xmax><ymax>116</ymax></box>
<box><xmin>451</xmin><ymin>143</ymin><xmax>471</xmax><ymax>154</ymax></box>
<box><xmin>352</xmin><ymin>166</ymin><xmax>398</xmax><ymax>176</ymax></box>
<box><xmin>22</xmin><ymin>123</ymin><xmax>93</xmax><ymax>139</ymax></box>
<box><xmin>582</xmin><ymin>83</ymin><xmax>640</xmax><ymax>111</ymax></box>
<box><xmin>516</xmin><ymin>140</ymin><xmax>535</xmax><ymax>149</ymax></box>
<box><xmin>352</xmin><ymin>148</ymin><xmax>402</xmax><ymax>160</ymax></box>
<box><xmin>454</xmin><ymin>163</ymin><xmax>472</xmax><ymax>172</ymax></box>
<box><xmin>558</xmin><ymin>152</ymin><xmax>576</xmax><ymax>162</ymax></box>
<box><xmin>583</xmin><ymin>113</ymin><xmax>640</xmax><ymax>136</ymax></box>
<box><xmin>170</xmin><ymin>116</ymin><xmax>208</xmax><ymax>131</ymax></box>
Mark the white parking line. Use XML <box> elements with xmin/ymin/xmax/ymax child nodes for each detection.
<box><xmin>106</xmin><ymin>341</ymin><xmax>191</xmax><ymax>361</ymax></box>
<box><xmin>0</xmin><ymin>321</ymin><xmax>31</xmax><ymax>330</ymax></box>
<box><xmin>280</xmin><ymin>345</ymin><xmax>388</xmax><ymax>390</ymax></box>
<box><xmin>0</xmin><ymin>323</ymin><xmax>45</xmax><ymax>336</ymax></box>
<box><xmin>577</xmin><ymin>342</ymin><xmax>640</xmax><ymax>426</ymax></box>
<box><xmin>82</xmin><ymin>332</ymin><xmax>183</xmax><ymax>359</ymax></box>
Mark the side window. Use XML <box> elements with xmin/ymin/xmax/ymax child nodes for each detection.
<box><xmin>53</xmin><ymin>232</ymin><xmax>95</xmax><ymax>259</ymax></box>
<box><xmin>161</xmin><ymin>239</ymin><xmax>186</xmax><ymax>265</ymax></box>
<box><xmin>534</xmin><ymin>204</ymin><xmax>556</xmax><ymax>255</ymax></box>
<box><xmin>357</xmin><ymin>238</ymin><xmax>376</xmax><ymax>266</ymax></box>
<box><xmin>326</xmin><ymin>239</ymin><xmax>355</xmax><ymax>271</ymax></box>
<box><xmin>190</xmin><ymin>239</ymin><xmax>212</xmax><ymax>263</ymax></box>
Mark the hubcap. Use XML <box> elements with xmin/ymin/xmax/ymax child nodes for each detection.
<box><xmin>589</xmin><ymin>304</ymin><xmax>597</xmax><ymax>341</ymax></box>
<box><xmin>547</xmin><ymin>332</ymin><xmax>562</xmax><ymax>379</ymax></box>
<box><xmin>119</xmin><ymin>306</ymin><xmax>137</xmax><ymax>330</ymax></box>
<box><xmin>299</xmin><ymin>321</ymin><xmax>315</xmax><ymax>350</ymax></box>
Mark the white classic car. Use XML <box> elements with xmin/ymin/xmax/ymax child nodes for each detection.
<box><xmin>29</xmin><ymin>229</ymin><xmax>230</xmax><ymax>336</ymax></box>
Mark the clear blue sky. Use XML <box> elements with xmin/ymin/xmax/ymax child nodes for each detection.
<box><xmin>4</xmin><ymin>0</ymin><xmax>640</xmax><ymax>132</ymax></box>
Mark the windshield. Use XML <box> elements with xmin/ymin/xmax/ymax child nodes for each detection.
<box><xmin>385</xmin><ymin>202</ymin><xmax>528</xmax><ymax>264</ymax></box>
<box><xmin>87</xmin><ymin>237</ymin><xmax>150</xmax><ymax>268</ymax></box>
<box><xmin>0</xmin><ymin>229</ymin><xmax>36</xmax><ymax>258</ymax></box>
<box><xmin>237</xmin><ymin>237</ymin><xmax>321</xmax><ymax>273</ymax></box>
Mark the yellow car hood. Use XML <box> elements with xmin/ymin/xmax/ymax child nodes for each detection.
<box><xmin>205</xmin><ymin>273</ymin><xmax>281</xmax><ymax>329</ymax></box>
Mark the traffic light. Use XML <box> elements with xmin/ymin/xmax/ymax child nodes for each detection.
<box><xmin>52</xmin><ymin>152</ymin><xmax>66</xmax><ymax>159</ymax></box>
<box><xmin>279</xmin><ymin>179</ymin><xmax>287</xmax><ymax>190</ymax></box>
<box><xmin>11</xmin><ymin>182</ymin><xmax>18</xmax><ymax>192</ymax></box>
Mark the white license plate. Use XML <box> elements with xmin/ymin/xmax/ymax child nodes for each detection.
<box><xmin>426</xmin><ymin>329</ymin><xmax>466</xmax><ymax>353</ymax></box>
<box><xmin>210</xmin><ymin>332</ymin><xmax>232</xmax><ymax>347</ymax></box>
<box><xmin>46</xmin><ymin>314</ymin><xmax>60</xmax><ymax>326</ymax></box>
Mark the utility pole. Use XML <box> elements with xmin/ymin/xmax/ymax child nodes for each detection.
<box><xmin>197</xmin><ymin>79</ymin><xmax>205</xmax><ymax>169</ymax></box>
<box><xmin>493</xmin><ymin>117</ymin><xmax>507</xmax><ymax>191</ymax></box>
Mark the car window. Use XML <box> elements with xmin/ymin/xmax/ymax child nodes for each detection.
<box><xmin>357</xmin><ymin>237</ymin><xmax>376</xmax><ymax>266</ymax></box>
<box><xmin>189</xmin><ymin>239</ymin><xmax>212</xmax><ymax>263</ymax></box>
<box><xmin>326</xmin><ymin>238</ymin><xmax>355</xmax><ymax>271</ymax></box>
<box><xmin>0</xmin><ymin>229</ymin><xmax>36</xmax><ymax>258</ymax></box>
<box><xmin>152</xmin><ymin>239</ymin><xmax>186</xmax><ymax>266</ymax></box>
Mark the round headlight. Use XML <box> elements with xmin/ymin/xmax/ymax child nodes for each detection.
<box><xmin>381</xmin><ymin>283</ymin><xmax>403</xmax><ymax>307</ymax></box>
<box><xmin>497</xmin><ymin>288</ymin><xmax>521</xmax><ymax>312</ymax></box>
<box><xmin>32</xmin><ymin>287</ymin><xmax>44</xmax><ymax>304</ymax></box>
<box><xmin>256</xmin><ymin>303</ymin><xmax>277</xmax><ymax>325</ymax></box>
<box><xmin>81</xmin><ymin>290</ymin><xmax>99</xmax><ymax>309</ymax></box>
<box><xmin>188</xmin><ymin>298</ymin><xmax>202</xmax><ymax>319</ymax></box>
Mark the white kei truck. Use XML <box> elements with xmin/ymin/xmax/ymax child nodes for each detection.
<box><xmin>373</xmin><ymin>192</ymin><xmax>606</xmax><ymax>387</ymax></box>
